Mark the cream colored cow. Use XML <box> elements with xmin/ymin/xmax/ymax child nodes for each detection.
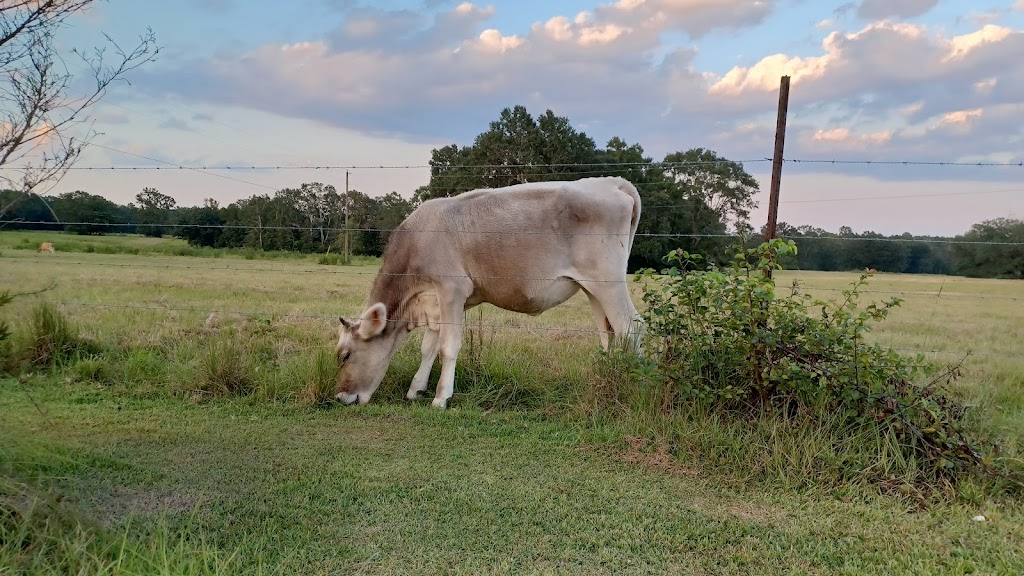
<box><xmin>334</xmin><ymin>176</ymin><xmax>644</xmax><ymax>409</ymax></box>
<box><xmin>36</xmin><ymin>242</ymin><xmax>55</xmax><ymax>253</ymax></box>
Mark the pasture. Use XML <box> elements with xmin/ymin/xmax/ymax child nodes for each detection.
<box><xmin>2</xmin><ymin>233</ymin><xmax>1024</xmax><ymax>574</ymax></box>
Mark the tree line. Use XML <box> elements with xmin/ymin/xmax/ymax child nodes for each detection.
<box><xmin>1</xmin><ymin>105</ymin><xmax>1021</xmax><ymax>278</ymax></box>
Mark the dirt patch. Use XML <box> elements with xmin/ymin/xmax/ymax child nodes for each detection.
<box><xmin>620</xmin><ymin>436</ymin><xmax>700</xmax><ymax>477</ymax></box>
<box><xmin>92</xmin><ymin>486</ymin><xmax>204</xmax><ymax>526</ymax></box>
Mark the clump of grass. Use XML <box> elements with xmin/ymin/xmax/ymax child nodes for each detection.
<box><xmin>0</xmin><ymin>478</ymin><xmax>237</xmax><ymax>574</ymax></box>
<box><xmin>23</xmin><ymin>303</ymin><xmax>89</xmax><ymax>368</ymax></box>
<box><xmin>297</xmin><ymin>347</ymin><xmax>339</xmax><ymax>406</ymax></box>
<box><xmin>69</xmin><ymin>355</ymin><xmax>112</xmax><ymax>383</ymax></box>
<box><xmin>191</xmin><ymin>335</ymin><xmax>257</xmax><ymax>398</ymax></box>
<box><xmin>317</xmin><ymin>252</ymin><xmax>342</xmax><ymax>265</ymax></box>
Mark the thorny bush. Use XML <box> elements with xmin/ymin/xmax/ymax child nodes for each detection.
<box><xmin>630</xmin><ymin>239</ymin><xmax>1021</xmax><ymax>490</ymax></box>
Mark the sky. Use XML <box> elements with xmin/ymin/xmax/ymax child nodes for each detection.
<box><xmin>38</xmin><ymin>0</ymin><xmax>1024</xmax><ymax>236</ymax></box>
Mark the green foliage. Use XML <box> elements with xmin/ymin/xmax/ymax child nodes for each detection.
<box><xmin>191</xmin><ymin>335</ymin><xmax>257</xmax><ymax>398</ymax></box>
<box><xmin>298</xmin><ymin>347</ymin><xmax>340</xmax><ymax>406</ymax></box>
<box><xmin>632</xmin><ymin>239</ymin><xmax>1020</xmax><ymax>490</ymax></box>
<box><xmin>0</xmin><ymin>290</ymin><xmax>14</xmax><ymax>373</ymax></box>
<box><xmin>134</xmin><ymin>186</ymin><xmax>177</xmax><ymax>237</ymax></box>
<box><xmin>317</xmin><ymin>252</ymin><xmax>342</xmax><ymax>265</ymax></box>
<box><xmin>23</xmin><ymin>303</ymin><xmax>96</xmax><ymax>368</ymax></box>
<box><xmin>952</xmin><ymin>218</ymin><xmax>1024</xmax><ymax>279</ymax></box>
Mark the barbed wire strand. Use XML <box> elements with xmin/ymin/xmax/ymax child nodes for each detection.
<box><xmin>4</xmin><ymin>158</ymin><xmax>1023</xmax><ymax>171</ymax></box>
<box><xmin>5</xmin><ymin>259</ymin><xmax>1021</xmax><ymax>302</ymax></box>
<box><xmin>31</xmin><ymin>301</ymin><xmax>1019</xmax><ymax>362</ymax></box>
<box><xmin>3</xmin><ymin>219</ymin><xmax>1023</xmax><ymax>246</ymax></box>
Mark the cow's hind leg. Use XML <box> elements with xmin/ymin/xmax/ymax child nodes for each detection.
<box><xmin>584</xmin><ymin>292</ymin><xmax>612</xmax><ymax>351</ymax></box>
<box><xmin>407</xmin><ymin>328</ymin><xmax>439</xmax><ymax>400</ymax></box>
<box><xmin>579</xmin><ymin>281</ymin><xmax>643</xmax><ymax>354</ymax></box>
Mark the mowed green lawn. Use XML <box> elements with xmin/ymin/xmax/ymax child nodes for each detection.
<box><xmin>2</xmin><ymin>236</ymin><xmax>1024</xmax><ymax>574</ymax></box>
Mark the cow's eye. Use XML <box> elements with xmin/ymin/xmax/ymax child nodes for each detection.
<box><xmin>341</xmin><ymin>351</ymin><xmax>351</xmax><ymax>363</ymax></box>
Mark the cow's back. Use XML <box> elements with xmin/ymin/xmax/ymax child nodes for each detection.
<box><xmin>381</xmin><ymin>177</ymin><xmax>639</xmax><ymax>292</ymax></box>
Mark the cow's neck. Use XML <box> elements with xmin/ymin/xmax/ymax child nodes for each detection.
<box><xmin>365</xmin><ymin>260</ymin><xmax>422</xmax><ymax>336</ymax></box>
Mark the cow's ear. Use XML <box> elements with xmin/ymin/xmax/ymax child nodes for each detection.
<box><xmin>357</xmin><ymin>303</ymin><xmax>388</xmax><ymax>339</ymax></box>
<box><xmin>339</xmin><ymin>317</ymin><xmax>352</xmax><ymax>328</ymax></box>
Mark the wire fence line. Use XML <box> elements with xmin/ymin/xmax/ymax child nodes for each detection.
<box><xmin>4</xmin><ymin>219</ymin><xmax>1024</xmax><ymax>246</ymax></box>
<box><xmin>6</xmin><ymin>259</ymin><xmax>1024</xmax><ymax>302</ymax></box>
<box><xmin>4</xmin><ymin>158</ymin><xmax>1023</xmax><ymax>172</ymax></box>
<box><xmin>28</xmin><ymin>300</ymin><xmax>1015</xmax><ymax>363</ymax></box>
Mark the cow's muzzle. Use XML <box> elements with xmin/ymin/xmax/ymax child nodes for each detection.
<box><xmin>336</xmin><ymin>392</ymin><xmax>359</xmax><ymax>406</ymax></box>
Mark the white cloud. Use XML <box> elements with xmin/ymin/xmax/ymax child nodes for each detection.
<box><xmin>469</xmin><ymin>29</ymin><xmax>524</xmax><ymax>53</ymax></box>
<box><xmin>856</xmin><ymin>0</ymin><xmax>938</xmax><ymax>20</ymax></box>
<box><xmin>944</xmin><ymin>24</ymin><xmax>1012</xmax><ymax>61</ymax></box>
<box><xmin>973</xmin><ymin>77</ymin><xmax>998</xmax><ymax>95</ymax></box>
<box><xmin>135</xmin><ymin>2</ymin><xmax>1024</xmax><ymax>183</ymax></box>
<box><xmin>596</xmin><ymin>0</ymin><xmax>776</xmax><ymax>38</ymax></box>
<box><xmin>939</xmin><ymin>108</ymin><xmax>983</xmax><ymax>128</ymax></box>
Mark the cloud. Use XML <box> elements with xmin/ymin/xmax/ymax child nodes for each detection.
<box><xmin>856</xmin><ymin>0</ymin><xmax>938</xmax><ymax>20</ymax></box>
<box><xmin>134</xmin><ymin>3</ymin><xmax>1024</xmax><ymax>178</ymax></box>
<box><xmin>595</xmin><ymin>0</ymin><xmax>776</xmax><ymax>38</ymax></box>
<box><xmin>158</xmin><ymin>116</ymin><xmax>194</xmax><ymax>132</ymax></box>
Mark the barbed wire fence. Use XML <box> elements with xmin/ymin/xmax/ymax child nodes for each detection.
<box><xmin>2</xmin><ymin>79</ymin><xmax>1022</xmax><ymax>368</ymax></box>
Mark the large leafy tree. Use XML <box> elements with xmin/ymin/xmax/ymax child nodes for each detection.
<box><xmin>133</xmin><ymin>187</ymin><xmax>177</xmax><ymax>237</ymax></box>
<box><xmin>662</xmin><ymin>148</ymin><xmax>760</xmax><ymax>236</ymax></box>
<box><xmin>421</xmin><ymin>105</ymin><xmax>597</xmax><ymax>201</ymax></box>
<box><xmin>49</xmin><ymin>190</ymin><xmax>128</xmax><ymax>235</ymax></box>
<box><xmin>951</xmin><ymin>218</ymin><xmax>1024</xmax><ymax>279</ymax></box>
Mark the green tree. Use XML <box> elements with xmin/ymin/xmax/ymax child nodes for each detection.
<box><xmin>951</xmin><ymin>218</ymin><xmax>1024</xmax><ymax>279</ymax></box>
<box><xmin>133</xmin><ymin>187</ymin><xmax>177</xmax><ymax>237</ymax></box>
<box><xmin>174</xmin><ymin>199</ymin><xmax>224</xmax><ymax>247</ymax></box>
<box><xmin>423</xmin><ymin>105</ymin><xmax>597</xmax><ymax>200</ymax></box>
<box><xmin>49</xmin><ymin>190</ymin><xmax>129</xmax><ymax>235</ymax></box>
<box><xmin>662</xmin><ymin>148</ymin><xmax>759</xmax><ymax>236</ymax></box>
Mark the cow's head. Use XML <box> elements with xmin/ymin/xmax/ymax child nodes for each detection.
<box><xmin>334</xmin><ymin>303</ymin><xmax>400</xmax><ymax>405</ymax></box>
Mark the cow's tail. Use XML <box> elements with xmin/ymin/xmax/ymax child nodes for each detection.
<box><xmin>617</xmin><ymin>178</ymin><xmax>642</xmax><ymax>256</ymax></box>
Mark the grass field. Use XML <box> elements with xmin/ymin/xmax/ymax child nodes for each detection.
<box><xmin>2</xmin><ymin>232</ymin><xmax>1024</xmax><ymax>574</ymax></box>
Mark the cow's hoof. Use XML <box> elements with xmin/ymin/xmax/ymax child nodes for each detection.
<box><xmin>406</xmin><ymin>389</ymin><xmax>429</xmax><ymax>401</ymax></box>
<box><xmin>431</xmin><ymin>398</ymin><xmax>448</xmax><ymax>409</ymax></box>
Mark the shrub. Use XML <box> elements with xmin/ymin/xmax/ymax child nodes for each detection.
<box><xmin>629</xmin><ymin>239</ymin><xmax>1020</xmax><ymax>491</ymax></box>
<box><xmin>317</xmin><ymin>253</ymin><xmax>341</xmax><ymax>265</ymax></box>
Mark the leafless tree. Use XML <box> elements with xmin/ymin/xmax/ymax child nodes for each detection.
<box><xmin>0</xmin><ymin>0</ymin><xmax>158</xmax><ymax>218</ymax></box>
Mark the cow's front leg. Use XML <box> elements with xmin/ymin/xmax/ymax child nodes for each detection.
<box><xmin>432</xmin><ymin>283</ymin><xmax>471</xmax><ymax>409</ymax></box>
<box><xmin>407</xmin><ymin>328</ymin><xmax>439</xmax><ymax>400</ymax></box>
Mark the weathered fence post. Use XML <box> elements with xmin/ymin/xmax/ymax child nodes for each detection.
<box><xmin>344</xmin><ymin>170</ymin><xmax>350</xmax><ymax>265</ymax></box>
<box><xmin>764</xmin><ymin>75</ymin><xmax>790</xmax><ymax>278</ymax></box>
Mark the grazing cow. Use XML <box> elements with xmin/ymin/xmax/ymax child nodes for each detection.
<box><xmin>335</xmin><ymin>176</ymin><xmax>644</xmax><ymax>409</ymax></box>
<box><xmin>36</xmin><ymin>242</ymin><xmax>55</xmax><ymax>253</ymax></box>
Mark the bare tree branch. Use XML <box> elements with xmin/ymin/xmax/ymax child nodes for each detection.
<box><xmin>0</xmin><ymin>0</ymin><xmax>158</xmax><ymax>217</ymax></box>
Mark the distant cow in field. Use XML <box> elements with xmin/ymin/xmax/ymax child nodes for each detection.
<box><xmin>334</xmin><ymin>176</ymin><xmax>644</xmax><ymax>409</ymax></box>
<box><xmin>36</xmin><ymin>242</ymin><xmax>55</xmax><ymax>253</ymax></box>
<box><xmin>865</xmin><ymin>267</ymin><xmax>878</xmax><ymax>274</ymax></box>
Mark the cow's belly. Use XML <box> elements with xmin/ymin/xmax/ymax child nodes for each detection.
<box><xmin>468</xmin><ymin>277</ymin><xmax>580</xmax><ymax>316</ymax></box>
